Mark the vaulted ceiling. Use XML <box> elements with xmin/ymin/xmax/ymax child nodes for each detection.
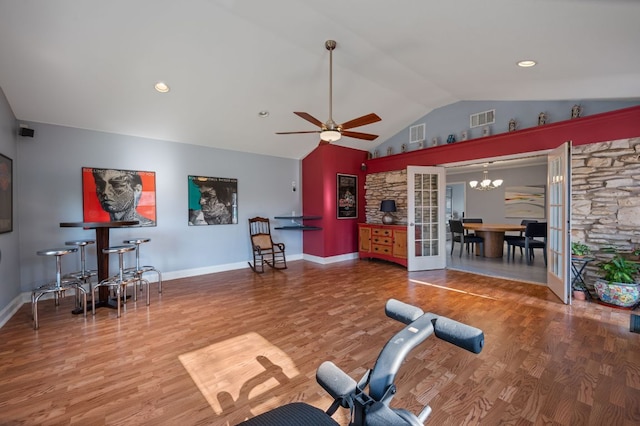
<box><xmin>1</xmin><ymin>0</ymin><xmax>639</xmax><ymax>159</ymax></box>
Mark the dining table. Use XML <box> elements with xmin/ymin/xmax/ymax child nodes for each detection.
<box><xmin>60</xmin><ymin>220</ymin><xmax>138</xmax><ymax>309</ymax></box>
<box><xmin>462</xmin><ymin>223</ymin><xmax>526</xmax><ymax>258</ymax></box>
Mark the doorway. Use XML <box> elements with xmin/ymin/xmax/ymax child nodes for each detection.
<box><xmin>446</xmin><ymin>182</ymin><xmax>466</xmax><ymax>222</ymax></box>
<box><xmin>444</xmin><ymin>157</ymin><xmax>548</xmax><ymax>285</ymax></box>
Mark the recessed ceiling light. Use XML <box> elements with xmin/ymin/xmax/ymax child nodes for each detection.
<box><xmin>154</xmin><ymin>82</ymin><xmax>170</xmax><ymax>93</ymax></box>
<box><xmin>517</xmin><ymin>60</ymin><xmax>537</xmax><ymax>68</ymax></box>
<box><xmin>258</xmin><ymin>110</ymin><xmax>270</xmax><ymax>118</ymax></box>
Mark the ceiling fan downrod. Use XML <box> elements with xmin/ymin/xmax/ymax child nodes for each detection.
<box><xmin>325</xmin><ymin>40</ymin><xmax>338</xmax><ymax>131</ymax></box>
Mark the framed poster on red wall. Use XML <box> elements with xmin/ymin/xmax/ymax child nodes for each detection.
<box><xmin>337</xmin><ymin>173</ymin><xmax>357</xmax><ymax>219</ymax></box>
<box><xmin>82</xmin><ymin>167</ymin><xmax>157</xmax><ymax>227</ymax></box>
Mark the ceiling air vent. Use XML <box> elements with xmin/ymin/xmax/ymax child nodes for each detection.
<box><xmin>470</xmin><ymin>109</ymin><xmax>495</xmax><ymax>128</ymax></box>
<box><xmin>409</xmin><ymin>123</ymin><xmax>425</xmax><ymax>143</ymax></box>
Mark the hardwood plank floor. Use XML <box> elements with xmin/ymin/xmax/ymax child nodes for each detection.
<box><xmin>1</xmin><ymin>259</ymin><xmax>638</xmax><ymax>425</ymax></box>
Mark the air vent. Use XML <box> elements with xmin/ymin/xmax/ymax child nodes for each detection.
<box><xmin>470</xmin><ymin>109</ymin><xmax>495</xmax><ymax>128</ymax></box>
<box><xmin>409</xmin><ymin>124</ymin><xmax>425</xmax><ymax>143</ymax></box>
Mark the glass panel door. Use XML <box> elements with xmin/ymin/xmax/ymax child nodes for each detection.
<box><xmin>407</xmin><ymin>166</ymin><xmax>446</xmax><ymax>271</ymax></box>
<box><xmin>547</xmin><ymin>142</ymin><xmax>570</xmax><ymax>303</ymax></box>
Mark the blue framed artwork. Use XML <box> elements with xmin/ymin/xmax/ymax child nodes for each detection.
<box><xmin>188</xmin><ymin>175</ymin><xmax>238</xmax><ymax>225</ymax></box>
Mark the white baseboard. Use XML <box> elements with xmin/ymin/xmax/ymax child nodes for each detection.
<box><xmin>160</xmin><ymin>254</ymin><xmax>304</xmax><ymax>281</ymax></box>
<box><xmin>0</xmin><ymin>293</ymin><xmax>29</xmax><ymax>329</ymax></box>
<box><xmin>1</xmin><ymin>253</ymin><xmax>352</xmax><ymax>329</ymax></box>
<box><xmin>303</xmin><ymin>252</ymin><xmax>358</xmax><ymax>264</ymax></box>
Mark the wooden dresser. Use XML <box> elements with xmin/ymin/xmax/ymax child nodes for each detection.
<box><xmin>358</xmin><ymin>223</ymin><xmax>407</xmax><ymax>267</ymax></box>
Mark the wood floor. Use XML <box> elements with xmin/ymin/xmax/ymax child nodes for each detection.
<box><xmin>1</xmin><ymin>259</ymin><xmax>639</xmax><ymax>425</ymax></box>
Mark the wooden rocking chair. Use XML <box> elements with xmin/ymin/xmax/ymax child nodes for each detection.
<box><xmin>248</xmin><ymin>217</ymin><xmax>287</xmax><ymax>273</ymax></box>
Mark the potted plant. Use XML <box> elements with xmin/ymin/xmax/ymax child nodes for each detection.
<box><xmin>571</xmin><ymin>242</ymin><xmax>592</xmax><ymax>300</ymax></box>
<box><xmin>594</xmin><ymin>254</ymin><xmax>640</xmax><ymax>308</ymax></box>
<box><xmin>571</xmin><ymin>242</ymin><xmax>590</xmax><ymax>258</ymax></box>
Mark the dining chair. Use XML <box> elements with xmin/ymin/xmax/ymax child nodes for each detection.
<box><xmin>449</xmin><ymin>220</ymin><xmax>484</xmax><ymax>257</ymax></box>
<box><xmin>504</xmin><ymin>220</ymin><xmax>538</xmax><ymax>256</ymax></box>
<box><xmin>461</xmin><ymin>217</ymin><xmax>482</xmax><ymax>233</ymax></box>
<box><xmin>462</xmin><ymin>218</ymin><xmax>483</xmax><ymax>224</ymax></box>
<box><xmin>507</xmin><ymin>222</ymin><xmax>547</xmax><ymax>265</ymax></box>
<box><xmin>461</xmin><ymin>218</ymin><xmax>483</xmax><ymax>252</ymax></box>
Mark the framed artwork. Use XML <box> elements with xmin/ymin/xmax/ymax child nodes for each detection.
<box><xmin>188</xmin><ymin>175</ymin><xmax>238</xmax><ymax>225</ymax></box>
<box><xmin>337</xmin><ymin>173</ymin><xmax>357</xmax><ymax>219</ymax></box>
<box><xmin>0</xmin><ymin>153</ymin><xmax>12</xmax><ymax>234</ymax></box>
<box><xmin>82</xmin><ymin>167</ymin><xmax>157</xmax><ymax>226</ymax></box>
<box><xmin>504</xmin><ymin>186</ymin><xmax>545</xmax><ymax>218</ymax></box>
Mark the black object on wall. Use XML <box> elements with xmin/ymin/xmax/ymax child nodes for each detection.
<box><xmin>19</xmin><ymin>127</ymin><xmax>35</xmax><ymax>137</ymax></box>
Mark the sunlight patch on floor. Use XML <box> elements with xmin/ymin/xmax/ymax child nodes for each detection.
<box><xmin>179</xmin><ymin>332</ymin><xmax>300</xmax><ymax>416</ymax></box>
<box><xmin>410</xmin><ymin>279</ymin><xmax>499</xmax><ymax>300</ymax></box>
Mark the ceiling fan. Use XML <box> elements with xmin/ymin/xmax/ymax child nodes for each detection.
<box><xmin>276</xmin><ymin>40</ymin><xmax>381</xmax><ymax>144</ymax></box>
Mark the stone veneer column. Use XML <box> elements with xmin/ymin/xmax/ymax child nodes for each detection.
<box><xmin>572</xmin><ymin>137</ymin><xmax>640</xmax><ymax>284</ymax></box>
<box><xmin>364</xmin><ymin>170</ymin><xmax>407</xmax><ymax>224</ymax></box>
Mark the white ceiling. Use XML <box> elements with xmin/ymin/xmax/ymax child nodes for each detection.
<box><xmin>1</xmin><ymin>0</ymin><xmax>639</xmax><ymax>160</ymax></box>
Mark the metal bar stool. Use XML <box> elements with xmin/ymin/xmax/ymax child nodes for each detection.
<box><xmin>63</xmin><ymin>239</ymin><xmax>97</xmax><ymax>311</ymax></box>
<box><xmin>92</xmin><ymin>245</ymin><xmax>149</xmax><ymax>318</ymax></box>
<box><xmin>32</xmin><ymin>247</ymin><xmax>87</xmax><ymax>330</ymax></box>
<box><xmin>123</xmin><ymin>238</ymin><xmax>162</xmax><ymax>296</ymax></box>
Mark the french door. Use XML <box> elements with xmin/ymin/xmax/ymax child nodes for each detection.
<box><xmin>547</xmin><ymin>142</ymin><xmax>571</xmax><ymax>303</ymax></box>
<box><xmin>407</xmin><ymin>166</ymin><xmax>446</xmax><ymax>271</ymax></box>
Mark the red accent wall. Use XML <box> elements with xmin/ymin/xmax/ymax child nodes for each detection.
<box><xmin>302</xmin><ymin>105</ymin><xmax>640</xmax><ymax>258</ymax></box>
<box><xmin>366</xmin><ymin>105</ymin><xmax>640</xmax><ymax>173</ymax></box>
<box><xmin>302</xmin><ymin>144</ymin><xmax>367</xmax><ymax>257</ymax></box>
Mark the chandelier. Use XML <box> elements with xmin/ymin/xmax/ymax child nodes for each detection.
<box><xmin>469</xmin><ymin>167</ymin><xmax>503</xmax><ymax>191</ymax></box>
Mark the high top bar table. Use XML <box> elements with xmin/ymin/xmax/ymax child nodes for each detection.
<box><xmin>60</xmin><ymin>221</ymin><xmax>138</xmax><ymax>309</ymax></box>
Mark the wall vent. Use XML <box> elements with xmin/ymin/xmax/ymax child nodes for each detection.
<box><xmin>409</xmin><ymin>123</ymin><xmax>425</xmax><ymax>143</ymax></box>
<box><xmin>470</xmin><ymin>109</ymin><xmax>495</xmax><ymax>128</ymax></box>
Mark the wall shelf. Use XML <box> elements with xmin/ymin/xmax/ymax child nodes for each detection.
<box><xmin>274</xmin><ymin>215</ymin><xmax>322</xmax><ymax>231</ymax></box>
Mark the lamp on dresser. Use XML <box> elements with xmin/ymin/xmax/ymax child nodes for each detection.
<box><xmin>380</xmin><ymin>200</ymin><xmax>397</xmax><ymax>225</ymax></box>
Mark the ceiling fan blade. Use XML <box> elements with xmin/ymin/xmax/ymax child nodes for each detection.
<box><xmin>341</xmin><ymin>113</ymin><xmax>381</xmax><ymax>130</ymax></box>
<box><xmin>318</xmin><ymin>140</ymin><xmax>330</xmax><ymax>146</ymax></box>
<box><xmin>294</xmin><ymin>112</ymin><xmax>324</xmax><ymax>128</ymax></box>
<box><xmin>342</xmin><ymin>130</ymin><xmax>379</xmax><ymax>141</ymax></box>
<box><xmin>275</xmin><ymin>130</ymin><xmax>321</xmax><ymax>135</ymax></box>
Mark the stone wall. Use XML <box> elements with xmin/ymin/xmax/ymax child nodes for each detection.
<box><xmin>365</xmin><ymin>170</ymin><xmax>407</xmax><ymax>224</ymax></box>
<box><xmin>572</xmin><ymin>137</ymin><xmax>640</xmax><ymax>284</ymax></box>
<box><xmin>363</xmin><ymin>137</ymin><xmax>640</xmax><ymax>288</ymax></box>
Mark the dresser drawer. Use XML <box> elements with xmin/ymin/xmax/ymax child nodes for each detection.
<box><xmin>371</xmin><ymin>236</ymin><xmax>391</xmax><ymax>245</ymax></box>
<box><xmin>372</xmin><ymin>228</ymin><xmax>392</xmax><ymax>237</ymax></box>
<box><xmin>372</xmin><ymin>244</ymin><xmax>392</xmax><ymax>255</ymax></box>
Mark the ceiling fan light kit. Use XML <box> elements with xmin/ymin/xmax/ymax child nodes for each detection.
<box><xmin>320</xmin><ymin>129</ymin><xmax>341</xmax><ymax>142</ymax></box>
<box><xmin>276</xmin><ymin>40</ymin><xmax>381</xmax><ymax>144</ymax></box>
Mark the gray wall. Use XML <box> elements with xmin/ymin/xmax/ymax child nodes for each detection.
<box><xmin>446</xmin><ymin>164</ymin><xmax>548</xmax><ymax>223</ymax></box>
<box><xmin>378</xmin><ymin>100</ymin><xmax>640</xmax><ymax>154</ymax></box>
<box><xmin>447</xmin><ymin>183</ymin><xmax>465</xmax><ymax>220</ymax></box>
<box><xmin>0</xmin><ymin>88</ymin><xmax>20</xmax><ymax>319</ymax></box>
<box><xmin>16</xmin><ymin>122</ymin><xmax>302</xmax><ymax>294</ymax></box>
